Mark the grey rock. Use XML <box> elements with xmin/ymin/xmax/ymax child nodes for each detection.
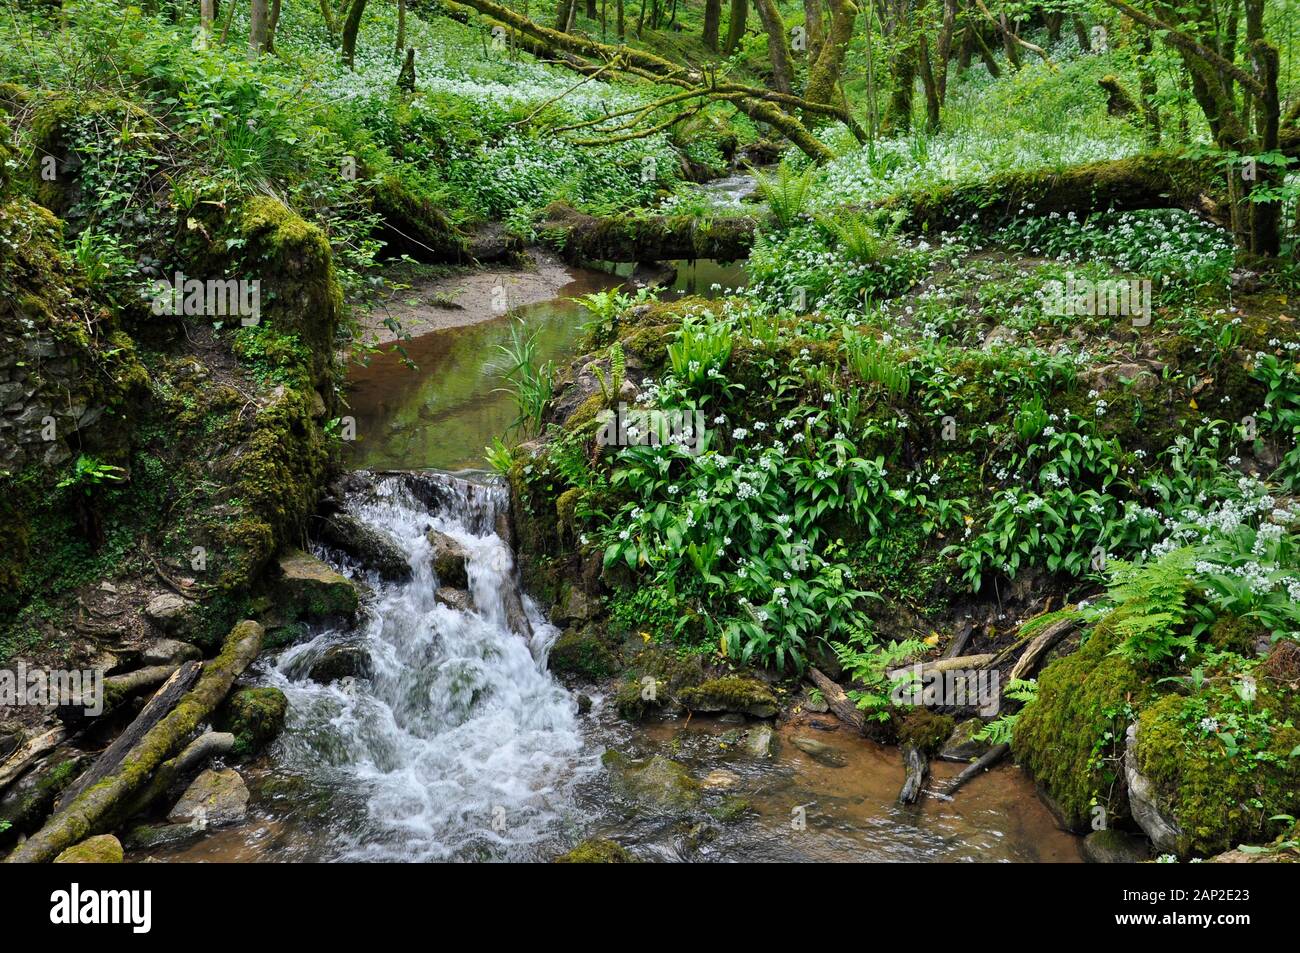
<box><xmin>939</xmin><ymin>718</ymin><xmax>993</xmax><ymax>762</ymax></box>
<box><xmin>1082</xmin><ymin>828</ymin><xmax>1152</xmax><ymax>864</ymax></box>
<box><xmin>144</xmin><ymin>593</ymin><xmax>195</xmax><ymax>633</ymax></box>
<box><xmin>1125</xmin><ymin>723</ymin><xmax>1184</xmax><ymax>854</ymax></box>
<box><xmin>742</xmin><ymin>724</ymin><xmax>777</xmax><ymax>759</ymax></box>
<box><xmin>167</xmin><ymin>768</ymin><xmax>250</xmax><ymax>828</ymax></box>
<box><xmin>435</xmin><ymin>587</ymin><xmax>474</xmax><ymax>612</ymax></box>
<box><xmin>309</xmin><ymin>644</ymin><xmax>372</xmax><ymax>684</ymax></box>
<box><xmin>427</xmin><ymin>529</ymin><xmax>469</xmax><ymax>589</ymax></box>
<box><xmin>142</xmin><ymin>638</ymin><xmax>201</xmax><ymax>666</ymax></box>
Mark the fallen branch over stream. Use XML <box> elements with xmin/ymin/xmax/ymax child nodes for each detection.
<box><xmin>943</xmin><ymin>743</ymin><xmax>1011</xmax><ymax>796</ymax></box>
<box><xmin>6</xmin><ymin>620</ymin><xmax>263</xmax><ymax>864</ymax></box>
<box><xmin>807</xmin><ymin>667</ymin><xmax>865</xmax><ymax>733</ymax></box>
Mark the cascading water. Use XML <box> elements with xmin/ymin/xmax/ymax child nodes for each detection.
<box><xmin>264</xmin><ymin>471</ymin><xmax>596</xmax><ymax>861</ymax></box>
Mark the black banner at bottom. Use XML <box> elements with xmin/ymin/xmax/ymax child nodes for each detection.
<box><xmin>0</xmin><ymin>859</ymin><xmax>1279</xmax><ymax>939</ymax></box>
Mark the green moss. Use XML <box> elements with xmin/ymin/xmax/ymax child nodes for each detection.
<box><xmin>1012</xmin><ymin>616</ymin><xmax>1150</xmax><ymax>830</ymax></box>
<box><xmin>898</xmin><ymin>709</ymin><xmax>956</xmax><ymax>756</ymax></box>
<box><xmin>1207</xmin><ymin>614</ymin><xmax>1261</xmax><ymax>655</ymax></box>
<box><xmin>549</xmin><ymin>624</ymin><xmax>618</xmax><ymax>680</ymax></box>
<box><xmin>678</xmin><ymin>676</ymin><xmax>779</xmax><ymax>718</ymax></box>
<box><xmin>1132</xmin><ymin>660</ymin><xmax>1300</xmax><ymax>857</ymax></box>
<box><xmin>553</xmin><ymin>838</ymin><xmax>636</xmax><ymax>863</ymax></box>
<box><xmin>614</xmin><ymin>647</ymin><xmax>709</xmax><ymax>720</ymax></box>
<box><xmin>216</xmin><ymin>687</ymin><xmax>289</xmax><ymax>759</ymax></box>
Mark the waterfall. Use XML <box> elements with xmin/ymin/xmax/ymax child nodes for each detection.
<box><xmin>264</xmin><ymin>471</ymin><xmax>594</xmax><ymax>861</ymax></box>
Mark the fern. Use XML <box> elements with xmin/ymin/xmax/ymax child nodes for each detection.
<box><xmin>1104</xmin><ymin>548</ymin><xmax>1198</xmax><ymax>662</ymax></box>
<box><xmin>593</xmin><ymin>342</ymin><xmax>625</xmax><ymax>404</ymax></box>
<box><xmin>975</xmin><ymin>678</ymin><xmax>1038</xmax><ymax>745</ymax></box>
<box><xmin>755</xmin><ymin>161</ymin><xmax>819</xmax><ymax>229</ymax></box>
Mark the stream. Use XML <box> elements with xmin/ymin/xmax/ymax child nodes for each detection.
<box><xmin>145</xmin><ymin>255</ymin><xmax>1081</xmax><ymax>863</ymax></box>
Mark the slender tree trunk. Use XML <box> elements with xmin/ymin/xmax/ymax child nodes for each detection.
<box><xmin>617</xmin><ymin>0</ymin><xmax>625</xmax><ymax>37</ymax></box>
<box><xmin>703</xmin><ymin>0</ymin><xmax>721</xmax><ymax>50</ymax></box>
<box><xmin>754</xmin><ymin>0</ymin><xmax>794</xmax><ymax>94</ymax></box>
<box><xmin>320</xmin><ymin>0</ymin><xmax>338</xmax><ymax>34</ymax></box>
<box><xmin>396</xmin><ymin>0</ymin><xmax>407</xmax><ymax>53</ymax></box>
<box><xmin>250</xmin><ymin>0</ymin><xmax>271</xmax><ymax>56</ymax></box>
<box><xmin>724</xmin><ymin>0</ymin><xmax>747</xmax><ymax>52</ymax></box>
<box><xmin>266</xmin><ymin>0</ymin><xmax>282</xmax><ymax>53</ymax></box>
<box><xmin>342</xmin><ymin>0</ymin><xmax>369</xmax><ymax>66</ymax></box>
<box><xmin>556</xmin><ymin>0</ymin><xmax>575</xmax><ymax>31</ymax></box>
<box><xmin>934</xmin><ymin>0</ymin><xmax>957</xmax><ymax>104</ymax></box>
<box><xmin>918</xmin><ymin>32</ymin><xmax>940</xmax><ymax>131</ymax></box>
<box><xmin>588</xmin><ymin>0</ymin><xmax>598</xmax><ymax>17</ymax></box>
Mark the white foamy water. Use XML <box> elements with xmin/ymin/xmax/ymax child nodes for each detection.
<box><xmin>265</xmin><ymin>472</ymin><xmax>593</xmax><ymax>861</ymax></box>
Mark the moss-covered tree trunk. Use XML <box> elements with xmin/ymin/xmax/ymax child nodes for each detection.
<box><xmin>724</xmin><ymin>0</ymin><xmax>746</xmax><ymax>52</ymax></box>
<box><xmin>342</xmin><ymin>0</ymin><xmax>369</xmax><ymax>67</ymax></box>
<box><xmin>804</xmin><ymin>0</ymin><xmax>855</xmax><ymax>108</ymax></box>
<box><xmin>5</xmin><ymin>621</ymin><xmax>264</xmax><ymax>864</ymax></box>
<box><xmin>703</xmin><ymin>0</ymin><xmax>721</xmax><ymax>50</ymax></box>
<box><xmin>753</xmin><ymin>0</ymin><xmax>794</xmax><ymax>94</ymax></box>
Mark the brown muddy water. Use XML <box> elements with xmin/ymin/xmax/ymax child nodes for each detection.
<box><xmin>136</xmin><ymin>259</ymin><xmax>1080</xmax><ymax>863</ymax></box>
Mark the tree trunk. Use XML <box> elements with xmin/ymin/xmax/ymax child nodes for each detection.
<box><xmin>703</xmin><ymin>0</ymin><xmax>721</xmax><ymax>50</ymax></box>
<box><xmin>587</xmin><ymin>0</ymin><xmax>598</xmax><ymax>18</ymax></box>
<box><xmin>803</xmin><ymin>0</ymin><xmax>824</xmax><ymax>62</ymax></box>
<box><xmin>617</xmin><ymin>0</ymin><xmax>624</xmax><ymax>37</ymax></box>
<box><xmin>753</xmin><ymin>0</ymin><xmax>794</xmax><ymax>94</ymax></box>
<box><xmin>724</xmin><ymin>0</ymin><xmax>746</xmax><ymax>52</ymax></box>
<box><xmin>200</xmin><ymin>0</ymin><xmax>216</xmax><ymax>43</ymax></box>
<box><xmin>396</xmin><ymin>0</ymin><xmax>407</xmax><ymax>53</ymax></box>
<box><xmin>342</xmin><ymin>0</ymin><xmax>368</xmax><ymax>66</ymax></box>
<box><xmin>320</xmin><ymin>0</ymin><xmax>338</xmax><ymax>33</ymax></box>
<box><xmin>804</xmin><ymin>0</ymin><xmax>856</xmax><ymax>108</ymax></box>
<box><xmin>918</xmin><ymin>32</ymin><xmax>940</xmax><ymax>131</ymax></box>
<box><xmin>249</xmin><ymin>0</ymin><xmax>271</xmax><ymax>56</ymax></box>
<box><xmin>267</xmin><ymin>0</ymin><xmax>282</xmax><ymax>53</ymax></box>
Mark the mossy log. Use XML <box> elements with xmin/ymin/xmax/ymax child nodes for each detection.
<box><xmin>541</xmin><ymin>203</ymin><xmax>759</xmax><ymax>263</ymax></box>
<box><xmin>5</xmin><ymin>620</ymin><xmax>263</xmax><ymax>864</ymax></box>
<box><xmin>881</xmin><ymin>152</ymin><xmax>1226</xmax><ymax>232</ymax></box>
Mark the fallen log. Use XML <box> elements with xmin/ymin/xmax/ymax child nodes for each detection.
<box><xmin>898</xmin><ymin>743</ymin><xmax>930</xmax><ymax>804</ymax></box>
<box><xmin>0</xmin><ymin>727</ymin><xmax>67</xmax><ymax>794</ymax></box>
<box><xmin>920</xmin><ymin>653</ymin><xmax>995</xmax><ymax>674</ymax></box>
<box><xmin>943</xmin><ymin>743</ymin><xmax>1010</xmax><ymax>796</ymax></box>
<box><xmin>5</xmin><ymin>620</ymin><xmax>263</xmax><ymax>864</ymax></box>
<box><xmin>541</xmin><ymin>203</ymin><xmax>759</xmax><ymax>264</ymax></box>
<box><xmin>1008</xmin><ymin>619</ymin><xmax>1077</xmax><ymax>683</ymax></box>
<box><xmin>880</xmin><ymin>151</ymin><xmax>1225</xmax><ymax>233</ymax></box>
<box><xmin>807</xmin><ymin>667</ymin><xmax>865</xmax><ymax>734</ymax></box>
<box><xmin>117</xmin><ymin>731</ymin><xmax>235</xmax><ymax>823</ymax></box>
<box><xmin>53</xmin><ymin>662</ymin><xmax>201</xmax><ymax>813</ymax></box>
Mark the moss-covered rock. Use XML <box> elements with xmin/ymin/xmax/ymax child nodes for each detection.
<box><xmin>216</xmin><ymin>686</ymin><xmax>288</xmax><ymax>759</ymax></box>
<box><xmin>548</xmin><ymin>624</ymin><xmax>618</xmax><ymax>680</ymax></box>
<box><xmin>898</xmin><ymin>709</ymin><xmax>956</xmax><ymax>757</ymax></box>
<box><xmin>1012</xmin><ymin>618</ymin><xmax>1149</xmax><ymax>831</ymax></box>
<box><xmin>274</xmin><ymin>548</ymin><xmax>359</xmax><ymax>622</ymax></box>
<box><xmin>553</xmin><ymin>838</ymin><xmax>636</xmax><ymax>863</ymax></box>
<box><xmin>53</xmin><ymin>834</ymin><xmax>123</xmax><ymax>864</ymax></box>
<box><xmin>678</xmin><ymin>676</ymin><xmax>779</xmax><ymax>718</ymax></box>
<box><xmin>1130</xmin><ymin>671</ymin><xmax>1300</xmax><ymax>858</ymax></box>
<box><xmin>603</xmin><ymin>751</ymin><xmax>702</xmax><ymax>812</ymax></box>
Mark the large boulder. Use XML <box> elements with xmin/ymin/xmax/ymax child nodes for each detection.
<box><xmin>308</xmin><ymin>644</ymin><xmax>372</xmax><ymax>684</ymax></box>
<box><xmin>312</xmin><ymin>511</ymin><xmax>411</xmax><ymax>582</ymax></box>
<box><xmin>427</xmin><ymin>530</ymin><xmax>468</xmax><ymax>589</ymax></box>
<box><xmin>678</xmin><ymin>677</ymin><xmax>779</xmax><ymax>718</ymax></box>
<box><xmin>144</xmin><ymin>593</ymin><xmax>197</xmax><ymax>635</ymax></box>
<box><xmin>548</xmin><ymin>625</ymin><xmax>618</xmax><ymax>680</ymax></box>
<box><xmin>53</xmin><ymin>834</ymin><xmax>123</xmax><ymax>864</ymax></box>
<box><xmin>604</xmin><ymin>752</ymin><xmax>701</xmax><ymax>812</ymax></box>
<box><xmin>142</xmin><ymin>637</ymin><xmax>202</xmax><ymax>666</ymax></box>
<box><xmin>216</xmin><ymin>686</ymin><xmax>288</xmax><ymax>758</ymax></box>
<box><xmin>1082</xmin><ymin>828</ymin><xmax>1152</xmax><ymax>864</ymax></box>
<box><xmin>276</xmin><ymin>549</ymin><xmax>359</xmax><ymax>622</ymax></box>
<box><xmin>167</xmin><ymin>768</ymin><xmax>250</xmax><ymax>829</ymax></box>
